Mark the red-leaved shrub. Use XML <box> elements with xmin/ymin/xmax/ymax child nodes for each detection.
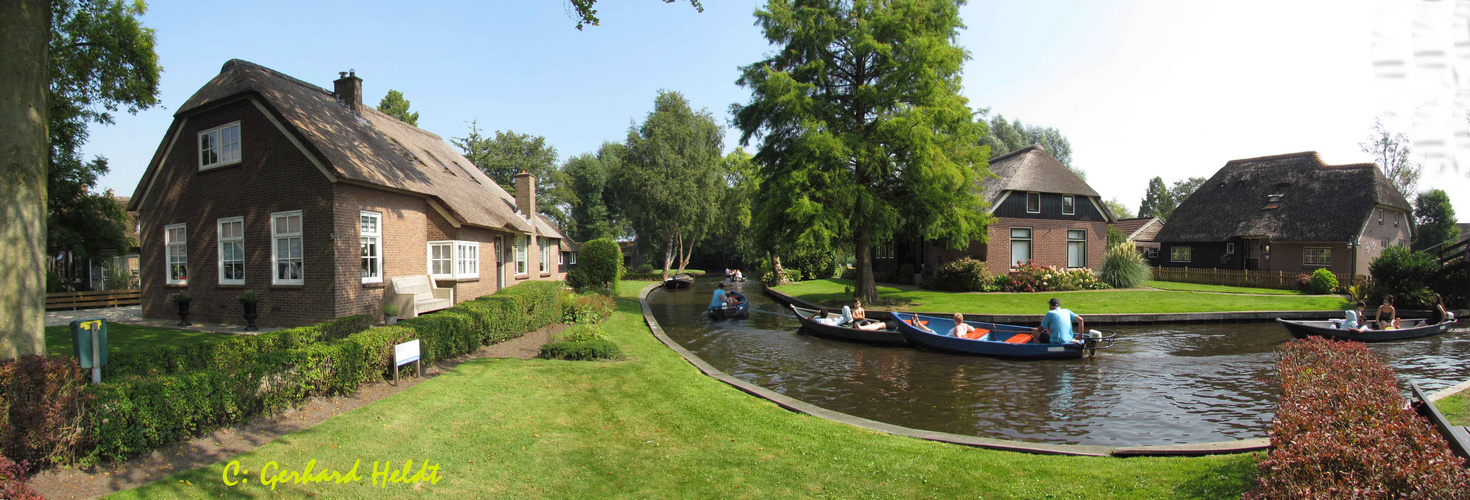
<box><xmin>1248</xmin><ymin>337</ymin><xmax>1470</xmax><ymax>498</ymax></box>
<box><xmin>0</xmin><ymin>355</ymin><xmax>92</xmax><ymax>472</ymax></box>
<box><xmin>0</xmin><ymin>455</ymin><xmax>43</xmax><ymax>500</ymax></box>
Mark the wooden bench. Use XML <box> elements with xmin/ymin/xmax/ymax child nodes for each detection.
<box><xmin>386</xmin><ymin>276</ymin><xmax>453</xmax><ymax>319</ymax></box>
<box><xmin>45</xmin><ymin>289</ymin><xmax>141</xmax><ymax>311</ymax></box>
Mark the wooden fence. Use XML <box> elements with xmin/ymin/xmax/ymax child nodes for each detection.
<box><xmin>45</xmin><ymin>289</ymin><xmax>141</xmax><ymax>311</ymax></box>
<box><xmin>1151</xmin><ymin>267</ymin><xmax>1365</xmax><ymax>291</ymax></box>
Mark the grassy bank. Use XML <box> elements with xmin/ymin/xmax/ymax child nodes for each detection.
<box><xmin>1439</xmin><ymin>392</ymin><xmax>1470</xmax><ymax>426</ymax></box>
<box><xmin>44</xmin><ymin>323</ymin><xmax>229</xmax><ymax>357</ymax></box>
<box><xmin>114</xmin><ymin>281</ymin><xmax>1257</xmax><ymax>499</ymax></box>
<box><xmin>1144</xmin><ymin>280</ymin><xmax>1306</xmax><ymax>296</ymax></box>
<box><xmin>775</xmin><ymin>279</ymin><xmax>1347</xmax><ymax>314</ymax></box>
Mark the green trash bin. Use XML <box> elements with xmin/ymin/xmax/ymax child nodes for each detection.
<box><xmin>69</xmin><ymin>318</ymin><xmax>109</xmax><ymax>370</ymax></box>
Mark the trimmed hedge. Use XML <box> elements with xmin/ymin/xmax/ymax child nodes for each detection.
<box><xmin>106</xmin><ymin>314</ymin><xmax>374</xmax><ymax>378</ymax></box>
<box><xmin>1248</xmin><ymin>337</ymin><xmax>1470</xmax><ymax>498</ymax></box>
<box><xmin>539</xmin><ymin>339</ymin><xmax>621</xmax><ymax>361</ymax></box>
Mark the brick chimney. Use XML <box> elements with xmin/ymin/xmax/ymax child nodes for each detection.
<box><xmin>333</xmin><ymin>70</ymin><xmax>362</xmax><ymax>114</ymax></box>
<box><xmin>514</xmin><ymin>171</ymin><xmax>536</xmax><ymax>222</ymax></box>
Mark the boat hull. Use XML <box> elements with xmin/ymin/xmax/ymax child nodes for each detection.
<box><xmin>1275</xmin><ymin>318</ymin><xmax>1457</xmax><ymax>342</ymax></box>
<box><xmin>664</xmin><ymin>273</ymin><xmax>695</xmax><ymax>289</ymax></box>
<box><xmin>789</xmin><ymin>305</ymin><xmax>909</xmax><ymax>346</ymax></box>
<box><xmin>895</xmin><ymin>313</ymin><xmax>1084</xmax><ymax>360</ymax></box>
<box><xmin>710</xmin><ymin>291</ymin><xmax>749</xmax><ymax>319</ymax></box>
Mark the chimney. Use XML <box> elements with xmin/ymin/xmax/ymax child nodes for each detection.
<box><xmin>514</xmin><ymin>171</ymin><xmax>536</xmax><ymax>222</ymax></box>
<box><xmin>333</xmin><ymin>69</ymin><xmax>362</xmax><ymax>114</ymax></box>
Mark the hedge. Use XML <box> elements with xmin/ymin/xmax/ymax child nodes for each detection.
<box><xmin>106</xmin><ymin>314</ymin><xmax>375</xmax><ymax>378</ymax></box>
<box><xmin>1248</xmin><ymin>337</ymin><xmax>1470</xmax><ymax>498</ymax></box>
<box><xmin>539</xmin><ymin>339</ymin><xmax>621</xmax><ymax>361</ymax></box>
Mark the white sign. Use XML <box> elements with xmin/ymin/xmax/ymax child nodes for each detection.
<box><xmin>395</xmin><ymin>339</ymin><xmax>421</xmax><ymax>366</ymax></box>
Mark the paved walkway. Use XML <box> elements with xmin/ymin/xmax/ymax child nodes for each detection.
<box><xmin>44</xmin><ymin>305</ymin><xmax>285</xmax><ymax>335</ymax></box>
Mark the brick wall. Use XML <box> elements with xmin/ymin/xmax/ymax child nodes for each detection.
<box><xmin>983</xmin><ymin>217</ymin><xmax>1108</xmax><ymax>276</ymax></box>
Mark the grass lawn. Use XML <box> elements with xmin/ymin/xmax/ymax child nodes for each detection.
<box><xmin>1439</xmin><ymin>392</ymin><xmax>1470</xmax><ymax>427</ymax></box>
<box><xmin>774</xmin><ymin>279</ymin><xmax>1348</xmax><ymax>315</ymax></box>
<box><xmin>43</xmin><ymin>323</ymin><xmax>231</xmax><ymax>357</ymax></box>
<box><xmin>1144</xmin><ymin>280</ymin><xmax>1307</xmax><ymax>296</ymax></box>
<box><xmin>113</xmin><ymin>281</ymin><xmax>1258</xmax><ymax>499</ymax></box>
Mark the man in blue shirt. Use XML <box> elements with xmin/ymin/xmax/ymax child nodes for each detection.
<box><xmin>710</xmin><ymin>283</ymin><xmax>730</xmax><ymax>310</ymax></box>
<box><xmin>1035</xmin><ymin>298</ymin><xmax>1084</xmax><ymax>344</ymax></box>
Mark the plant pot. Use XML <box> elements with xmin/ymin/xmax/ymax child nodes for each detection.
<box><xmin>177</xmin><ymin>300</ymin><xmax>192</xmax><ymax>326</ymax></box>
<box><xmin>242</xmin><ymin>302</ymin><xmax>259</xmax><ymax>331</ymax></box>
<box><xmin>386</xmin><ymin>315</ymin><xmax>398</xmax><ymax>325</ymax></box>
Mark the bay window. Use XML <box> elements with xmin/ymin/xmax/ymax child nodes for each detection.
<box><xmin>428</xmin><ymin>240</ymin><xmax>479</xmax><ymax>279</ymax></box>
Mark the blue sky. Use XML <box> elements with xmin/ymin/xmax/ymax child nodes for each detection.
<box><xmin>91</xmin><ymin>0</ymin><xmax>1467</xmax><ymax>218</ymax></box>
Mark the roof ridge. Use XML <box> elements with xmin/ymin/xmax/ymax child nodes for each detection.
<box><xmin>221</xmin><ymin>59</ymin><xmax>333</xmax><ymax>97</ymax></box>
<box><xmin>988</xmin><ymin>144</ymin><xmax>1044</xmax><ymax>164</ymax></box>
<box><xmin>1223</xmin><ymin>151</ymin><xmax>1321</xmax><ymax>165</ymax></box>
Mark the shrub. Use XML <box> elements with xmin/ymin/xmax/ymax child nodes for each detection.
<box><xmin>0</xmin><ymin>455</ymin><xmax>42</xmax><ymax>500</ymax></box>
<box><xmin>1099</xmin><ymin>242</ymin><xmax>1151</xmax><ymax>288</ymax></box>
<box><xmin>0</xmin><ymin>356</ymin><xmax>91</xmax><ymax>471</ymax></box>
<box><xmin>1307</xmin><ymin>268</ymin><xmax>1339</xmax><ymax>295</ymax></box>
<box><xmin>635</xmin><ymin>263</ymin><xmax>655</xmax><ymax>273</ymax></box>
<box><xmin>839</xmin><ymin>267</ymin><xmax>857</xmax><ymax>280</ymax></box>
<box><xmin>539</xmin><ymin>339</ymin><xmax>621</xmax><ymax>361</ymax></box>
<box><xmin>787</xmin><ymin>251</ymin><xmax>836</xmax><ymax>280</ymax></box>
<box><xmin>1293</xmin><ymin>273</ymin><xmax>1311</xmax><ymax>292</ymax></box>
<box><xmin>761</xmin><ymin>267</ymin><xmax>802</xmax><ymax>286</ymax></box>
<box><xmin>106</xmin><ymin>315</ymin><xmax>374</xmax><ymax>377</ymax></box>
<box><xmin>577</xmin><ymin>238</ymin><xmax>624</xmax><ymax>288</ymax></box>
<box><xmin>1247</xmin><ymin>337</ymin><xmax>1470</xmax><ymax>498</ymax></box>
<box><xmin>557</xmin><ymin>322</ymin><xmax>607</xmax><ymax>343</ymax></box>
<box><xmin>896</xmin><ymin>263</ymin><xmax>916</xmax><ymax>284</ymax></box>
<box><xmin>1001</xmin><ymin>262</ymin><xmax>1063</xmax><ymax>292</ymax></box>
<box><xmin>562</xmin><ymin>291</ymin><xmax>615</xmax><ymax>324</ymax></box>
<box><xmin>1369</xmin><ymin>246</ymin><xmax>1441</xmax><ymax>309</ymax></box>
<box><xmin>1057</xmin><ymin>268</ymin><xmax>1109</xmax><ymax>291</ymax></box>
<box><xmin>927</xmin><ymin>258</ymin><xmax>990</xmax><ymax>292</ymax></box>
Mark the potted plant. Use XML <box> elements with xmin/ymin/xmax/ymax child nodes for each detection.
<box><xmin>170</xmin><ymin>291</ymin><xmax>192</xmax><ymax>326</ymax></box>
<box><xmin>239</xmin><ymin>290</ymin><xmax>260</xmax><ymax>331</ymax></box>
<box><xmin>382</xmin><ymin>301</ymin><xmax>401</xmax><ymax>325</ymax></box>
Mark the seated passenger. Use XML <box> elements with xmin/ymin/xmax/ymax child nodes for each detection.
<box><xmin>810</xmin><ymin>309</ymin><xmax>843</xmax><ymax>326</ymax></box>
<box><xmin>1429</xmin><ymin>293</ymin><xmax>1453</xmax><ymax>325</ymax></box>
<box><xmin>1375</xmin><ymin>296</ymin><xmax>1397</xmax><ymax>330</ymax></box>
<box><xmin>1034</xmin><ymin>298</ymin><xmax>1084</xmax><ymax>344</ymax></box>
<box><xmin>947</xmin><ymin>313</ymin><xmax>976</xmax><ymax>338</ymax></box>
<box><xmin>1339</xmin><ymin>301</ymin><xmax>1367</xmax><ymax>332</ymax></box>
<box><xmin>710</xmin><ymin>283</ymin><xmax>729</xmax><ymax>310</ymax></box>
<box><xmin>852</xmin><ymin>299</ymin><xmax>885</xmax><ymax>330</ymax></box>
<box><xmin>909</xmin><ymin>314</ymin><xmax>937</xmax><ymax>333</ymax></box>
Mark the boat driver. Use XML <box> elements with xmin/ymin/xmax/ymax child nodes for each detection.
<box><xmin>1033</xmin><ymin>298</ymin><xmax>1084</xmax><ymax>344</ymax></box>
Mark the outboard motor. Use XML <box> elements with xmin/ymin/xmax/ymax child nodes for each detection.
<box><xmin>1083</xmin><ymin>330</ymin><xmax>1102</xmax><ymax>357</ymax></box>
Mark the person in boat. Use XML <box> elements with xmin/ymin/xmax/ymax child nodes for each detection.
<box><xmin>909</xmin><ymin>313</ymin><xmax>937</xmax><ymax>333</ymax></box>
<box><xmin>1339</xmin><ymin>300</ymin><xmax>1367</xmax><ymax>332</ymax></box>
<box><xmin>1374</xmin><ymin>295</ymin><xmax>1398</xmax><ymax>330</ymax></box>
<box><xmin>810</xmin><ymin>309</ymin><xmax>844</xmax><ymax>326</ymax></box>
<box><xmin>711</xmin><ymin>283</ymin><xmax>734</xmax><ymax>310</ymax></box>
<box><xmin>850</xmin><ymin>299</ymin><xmax>885</xmax><ymax>331</ymax></box>
<box><xmin>1033</xmin><ymin>298</ymin><xmax>1084</xmax><ymax>344</ymax></box>
<box><xmin>734</xmin><ymin>269</ymin><xmax>744</xmax><ymax>280</ymax></box>
<box><xmin>947</xmin><ymin>313</ymin><xmax>977</xmax><ymax>338</ymax></box>
<box><xmin>1429</xmin><ymin>293</ymin><xmax>1455</xmax><ymax>325</ymax></box>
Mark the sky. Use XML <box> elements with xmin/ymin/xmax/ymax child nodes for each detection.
<box><xmin>90</xmin><ymin>0</ymin><xmax>1468</xmax><ymax>220</ymax></box>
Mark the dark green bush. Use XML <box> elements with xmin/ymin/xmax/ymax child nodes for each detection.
<box><xmin>787</xmin><ymin>251</ymin><xmax>836</xmax><ymax>280</ymax></box>
<box><xmin>1307</xmin><ymin>268</ymin><xmax>1339</xmax><ymax>295</ymax></box>
<box><xmin>926</xmin><ymin>258</ymin><xmax>989</xmax><ymax>291</ymax></box>
<box><xmin>1369</xmin><ymin>246</ymin><xmax>1440</xmax><ymax>308</ymax></box>
<box><xmin>896</xmin><ymin>263</ymin><xmax>916</xmax><ymax>284</ymax></box>
<box><xmin>539</xmin><ymin>339</ymin><xmax>621</xmax><ymax>361</ymax></box>
<box><xmin>839</xmin><ymin>267</ymin><xmax>857</xmax><ymax>280</ymax></box>
<box><xmin>635</xmin><ymin>263</ymin><xmax>655</xmax><ymax>273</ymax></box>
<box><xmin>1099</xmin><ymin>242</ymin><xmax>1151</xmax><ymax>289</ymax></box>
<box><xmin>107</xmin><ymin>315</ymin><xmax>373</xmax><ymax>378</ymax></box>
<box><xmin>577</xmin><ymin>238</ymin><xmax>623</xmax><ymax>287</ymax></box>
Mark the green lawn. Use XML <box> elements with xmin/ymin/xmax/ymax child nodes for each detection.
<box><xmin>44</xmin><ymin>323</ymin><xmax>230</xmax><ymax>357</ymax></box>
<box><xmin>774</xmin><ymin>279</ymin><xmax>1348</xmax><ymax>314</ymax></box>
<box><xmin>1145</xmin><ymin>280</ymin><xmax>1307</xmax><ymax>296</ymax></box>
<box><xmin>1439</xmin><ymin>392</ymin><xmax>1470</xmax><ymax>427</ymax></box>
<box><xmin>113</xmin><ymin>281</ymin><xmax>1258</xmax><ymax>499</ymax></box>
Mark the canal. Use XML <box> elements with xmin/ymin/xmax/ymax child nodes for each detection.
<box><xmin>647</xmin><ymin>277</ymin><xmax>1470</xmax><ymax>447</ymax></box>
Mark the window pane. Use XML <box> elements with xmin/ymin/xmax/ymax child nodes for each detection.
<box><xmin>1011</xmin><ymin>240</ymin><xmax>1030</xmax><ymax>267</ymax></box>
<box><xmin>1068</xmin><ymin>241</ymin><xmax>1085</xmax><ymax>267</ymax></box>
<box><xmin>289</xmin><ymin>238</ymin><xmax>302</xmax><ymax>258</ymax></box>
<box><xmin>1067</xmin><ymin>229</ymin><xmax>1084</xmax><ymax>240</ymax></box>
<box><xmin>1010</xmin><ymin>228</ymin><xmax>1030</xmax><ymax>239</ymax></box>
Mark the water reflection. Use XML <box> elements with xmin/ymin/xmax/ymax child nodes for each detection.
<box><xmin>650</xmin><ymin>278</ymin><xmax>1470</xmax><ymax>446</ymax></box>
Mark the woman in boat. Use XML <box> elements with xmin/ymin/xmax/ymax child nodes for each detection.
<box><xmin>1429</xmin><ymin>293</ymin><xmax>1455</xmax><ymax>325</ymax></box>
<box><xmin>909</xmin><ymin>313</ymin><xmax>936</xmax><ymax>334</ymax></box>
<box><xmin>850</xmin><ymin>299</ymin><xmax>885</xmax><ymax>331</ymax></box>
<box><xmin>947</xmin><ymin>313</ymin><xmax>976</xmax><ymax>338</ymax></box>
<box><xmin>1339</xmin><ymin>301</ymin><xmax>1367</xmax><ymax>332</ymax></box>
<box><xmin>1374</xmin><ymin>295</ymin><xmax>1398</xmax><ymax>330</ymax></box>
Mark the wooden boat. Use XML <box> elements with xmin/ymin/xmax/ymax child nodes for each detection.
<box><xmin>663</xmin><ymin>273</ymin><xmax>695</xmax><ymax>289</ymax></box>
<box><xmin>894</xmin><ymin>313</ymin><xmax>1114</xmax><ymax>360</ymax></box>
<box><xmin>710</xmin><ymin>291</ymin><xmax>749</xmax><ymax>320</ymax></box>
<box><xmin>1409</xmin><ymin>381</ymin><xmax>1470</xmax><ymax>461</ymax></box>
<box><xmin>789</xmin><ymin>304</ymin><xmax>909</xmax><ymax>346</ymax></box>
<box><xmin>1275</xmin><ymin>318</ymin><xmax>1457</xmax><ymax>342</ymax></box>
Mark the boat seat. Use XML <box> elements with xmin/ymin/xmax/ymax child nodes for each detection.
<box><xmin>962</xmin><ymin>328</ymin><xmax>990</xmax><ymax>340</ymax></box>
<box><xmin>1002</xmin><ymin>333</ymin><xmax>1033</xmax><ymax>343</ymax></box>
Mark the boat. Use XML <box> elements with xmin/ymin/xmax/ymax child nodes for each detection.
<box><xmin>724</xmin><ymin>269</ymin><xmax>748</xmax><ymax>282</ymax></box>
<box><xmin>788</xmin><ymin>304</ymin><xmax>909</xmax><ymax>346</ymax></box>
<box><xmin>710</xmin><ymin>291</ymin><xmax>749</xmax><ymax>320</ymax></box>
<box><xmin>663</xmin><ymin>273</ymin><xmax>695</xmax><ymax>290</ymax></box>
<box><xmin>1275</xmin><ymin>317</ymin><xmax>1457</xmax><ymax>342</ymax></box>
<box><xmin>894</xmin><ymin>313</ymin><xmax>1114</xmax><ymax>359</ymax></box>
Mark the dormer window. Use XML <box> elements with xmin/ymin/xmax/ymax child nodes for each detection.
<box><xmin>1264</xmin><ymin>183</ymin><xmax>1289</xmax><ymax>209</ymax></box>
<box><xmin>199</xmin><ymin>122</ymin><xmax>241</xmax><ymax>169</ymax></box>
<box><xmin>1062</xmin><ymin>195</ymin><xmax>1075</xmax><ymax>215</ymax></box>
<box><xmin>1026</xmin><ymin>192</ymin><xmax>1041</xmax><ymax>213</ymax></box>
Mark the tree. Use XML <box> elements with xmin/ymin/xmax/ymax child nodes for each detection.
<box><xmin>979</xmin><ymin>112</ymin><xmax>1082</xmax><ymax>179</ymax></box>
<box><xmin>568</xmin><ymin>0</ymin><xmax>703</xmax><ymax>30</ymax></box>
<box><xmin>615</xmin><ymin>90</ymin><xmax>724</xmax><ymax>279</ymax></box>
<box><xmin>376</xmin><ymin>89</ymin><xmax>418</xmax><ymax>126</ymax></box>
<box><xmin>453</xmin><ymin>122</ymin><xmax>572</xmax><ymax>228</ymax></box>
<box><xmin>1360</xmin><ymin>118</ymin><xmax>1421</xmax><ymax>201</ymax></box>
<box><xmin>1413</xmin><ymin>189</ymin><xmax>1460</xmax><ymax>251</ymax></box>
<box><xmin>982</xmin><ymin>113</ymin><xmax>1024</xmax><ymax>158</ymax></box>
<box><xmin>733</xmin><ymin>0</ymin><xmax>990</xmax><ymax>302</ymax></box>
<box><xmin>1167</xmin><ymin>176</ymin><xmax>1206</xmax><ymax>209</ymax></box>
<box><xmin>1104</xmin><ymin>198</ymin><xmax>1134</xmax><ymax>220</ymax></box>
<box><xmin>1139</xmin><ymin>177</ymin><xmax>1170</xmax><ymax>220</ymax></box>
<box><xmin>0</xmin><ymin>0</ymin><xmax>49</xmax><ymax>359</ymax></box>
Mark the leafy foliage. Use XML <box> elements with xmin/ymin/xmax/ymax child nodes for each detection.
<box><xmin>0</xmin><ymin>455</ymin><xmax>43</xmax><ymax>499</ymax></box>
<box><xmin>1139</xmin><ymin>177</ymin><xmax>1170</xmax><ymax>220</ymax></box>
<box><xmin>1104</xmin><ymin>198</ymin><xmax>1135</xmax><ymax>219</ymax></box>
<box><xmin>453</xmin><ymin>122</ymin><xmax>573</xmax><ymax>228</ymax></box>
<box><xmin>567</xmin><ymin>0</ymin><xmax>703</xmax><ymax>30</ymax></box>
<box><xmin>1360</xmin><ymin>118</ymin><xmax>1421</xmax><ymax>201</ymax></box>
<box><xmin>539</xmin><ymin>339</ymin><xmax>621</xmax><ymax>361</ymax></box>
<box><xmin>1369</xmin><ymin>246</ymin><xmax>1440</xmax><ymax>308</ymax></box>
<box><xmin>1002</xmin><ymin>262</ymin><xmax>1109</xmax><ymax>292</ymax></box>
<box><xmin>0</xmin><ymin>356</ymin><xmax>91</xmax><ymax>471</ymax></box>
<box><xmin>925</xmin><ymin>258</ymin><xmax>994</xmax><ymax>292</ymax></box>
<box><xmin>1106</xmin><ymin>225</ymin><xmax>1127</xmax><ymax>249</ymax></box>
<box><xmin>561</xmin><ymin>291</ymin><xmax>615</xmax><ymax>324</ymax></box>
<box><xmin>1307</xmin><ymin>268</ymin><xmax>1339</xmax><ymax>295</ymax></box>
<box><xmin>574</xmin><ymin>238</ymin><xmax>623</xmax><ymax>289</ymax></box>
<box><xmin>981</xmin><ymin>112</ymin><xmax>1082</xmax><ymax>180</ymax></box>
<box><xmin>375</xmin><ymin>89</ymin><xmax>418</xmax><ymax>126</ymax></box>
<box><xmin>1099</xmin><ymin>242</ymin><xmax>1151</xmax><ymax>288</ymax></box>
<box><xmin>564</xmin><ymin>143</ymin><xmax>627</xmax><ymax>242</ymax></box>
<box><xmin>1413</xmin><ymin>189</ymin><xmax>1459</xmax><ymax>251</ymax></box>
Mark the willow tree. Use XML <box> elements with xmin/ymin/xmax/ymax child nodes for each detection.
<box><xmin>733</xmin><ymin>0</ymin><xmax>991</xmax><ymax>302</ymax></box>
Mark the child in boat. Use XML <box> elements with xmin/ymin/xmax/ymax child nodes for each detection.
<box><xmin>909</xmin><ymin>314</ymin><xmax>936</xmax><ymax>333</ymax></box>
<box><xmin>947</xmin><ymin>313</ymin><xmax>976</xmax><ymax>338</ymax></box>
<box><xmin>1339</xmin><ymin>301</ymin><xmax>1367</xmax><ymax>332</ymax></box>
<box><xmin>710</xmin><ymin>283</ymin><xmax>732</xmax><ymax>310</ymax></box>
<box><xmin>1375</xmin><ymin>295</ymin><xmax>1398</xmax><ymax>330</ymax></box>
<box><xmin>851</xmin><ymin>299</ymin><xmax>885</xmax><ymax>331</ymax></box>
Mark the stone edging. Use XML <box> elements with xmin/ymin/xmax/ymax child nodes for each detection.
<box><xmin>637</xmin><ymin>282</ymin><xmax>1268</xmax><ymax>457</ymax></box>
<box><xmin>1429</xmin><ymin>378</ymin><xmax>1470</xmax><ymax>402</ymax></box>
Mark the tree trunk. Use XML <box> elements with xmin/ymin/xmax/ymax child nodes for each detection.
<box><xmin>0</xmin><ymin>0</ymin><xmax>49</xmax><ymax>359</ymax></box>
<box><xmin>676</xmin><ymin>231</ymin><xmax>694</xmax><ymax>275</ymax></box>
<box><xmin>854</xmin><ymin>227</ymin><xmax>877</xmax><ymax>303</ymax></box>
<box><xmin>661</xmin><ymin>234</ymin><xmax>675</xmax><ymax>280</ymax></box>
<box><xmin>768</xmin><ymin>247</ymin><xmax>786</xmax><ymax>286</ymax></box>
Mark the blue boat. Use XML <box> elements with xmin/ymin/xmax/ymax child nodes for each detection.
<box><xmin>894</xmin><ymin>313</ymin><xmax>1113</xmax><ymax>360</ymax></box>
<box><xmin>710</xmin><ymin>291</ymin><xmax>749</xmax><ymax>320</ymax></box>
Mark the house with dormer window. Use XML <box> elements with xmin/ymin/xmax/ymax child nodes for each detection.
<box><xmin>128</xmin><ymin>59</ymin><xmax>573</xmax><ymax>327</ymax></box>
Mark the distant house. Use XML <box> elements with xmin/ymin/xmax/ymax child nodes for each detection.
<box><xmin>48</xmin><ymin>192</ymin><xmax>141</xmax><ymax>291</ymax></box>
<box><xmin>127</xmin><ymin>60</ymin><xmax>573</xmax><ymax>327</ymax></box>
<box><xmin>1154</xmin><ymin>152</ymin><xmax>1411</xmax><ymax>277</ymax></box>
<box><xmin>1114</xmin><ymin>217</ymin><xmax>1164</xmax><ymax>265</ymax></box>
<box><xmin>878</xmin><ymin>146</ymin><xmax>1114</xmax><ymax>278</ymax></box>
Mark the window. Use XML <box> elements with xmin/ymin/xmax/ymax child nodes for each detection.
<box><xmin>198</xmin><ymin>122</ymin><xmax>241</xmax><ymax>169</ymax></box>
<box><xmin>1010</xmin><ymin>227</ymin><xmax>1032</xmax><ymax>267</ymax></box>
<box><xmin>1171</xmin><ymin>246</ymin><xmax>1192</xmax><ymax>263</ymax></box>
<box><xmin>570</xmin><ymin>252</ymin><xmax>577</xmax><ymax>265</ymax></box>
<box><xmin>1146</xmin><ymin>248</ymin><xmax>1158</xmax><ymax>259</ymax></box>
<box><xmin>360</xmin><ymin>211</ymin><xmax>382</xmax><ymax>283</ymax></box>
<box><xmin>429</xmin><ymin>242</ymin><xmax>453</xmax><ymax>277</ymax></box>
<box><xmin>1304</xmin><ymin>247</ymin><xmax>1332</xmax><ymax>266</ymax></box>
<box><xmin>1381</xmin><ymin>237</ymin><xmax>1389</xmax><ymax>250</ymax></box>
<box><xmin>1067</xmin><ymin>229</ymin><xmax>1086</xmax><ymax>268</ymax></box>
<box><xmin>165</xmin><ymin>224</ymin><xmax>187</xmax><ymax>284</ymax></box>
<box><xmin>876</xmin><ymin>244</ymin><xmax>894</xmax><ymax>259</ymax></box>
<box><xmin>515</xmin><ymin>236</ymin><xmax>528</xmax><ymax>275</ymax></box>
<box><xmin>1226</xmin><ymin>243</ymin><xmax>1235</xmax><ymax>255</ymax></box>
<box><xmin>539</xmin><ymin>238</ymin><xmax>550</xmax><ymax>273</ymax></box>
<box><xmin>428</xmin><ymin>241</ymin><xmax>479</xmax><ymax>279</ymax></box>
<box><xmin>559</xmin><ymin>251</ymin><xmax>565</xmax><ymax>265</ymax></box>
<box><xmin>1062</xmin><ymin>195</ymin><xmax>1075</xmax><ymax>215</ymax></box>
<box><xmin>1026</xmin><ymin>192</ymin><xmax>1041</xmax><ymax>214</ymax></box>
<box><xmin>217</xmin><ymin>217</ymin><xmax>244</xmax><ymax>285</ymax></box>
<box><xmin>1393</xmin><ymin>212</ymin><xmax>1399</xmax><ymax>227</ymax></box>
<box><xmin>271</xmin><ymin>211</ymin><xmax>303</xmax><ymax>285</ymax></box>
<box><xmin>1378</xmin><ymin>209</ymin><xmax>1383</xmax><ymax>224</ymax></box>
<box><xmin>458</xmin><ymin>242</ymin><xmax>479</xmax><ymax>278</ymax></box>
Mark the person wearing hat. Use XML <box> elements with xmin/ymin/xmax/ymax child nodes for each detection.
<box><xmin>1032</xmin><ymin>297</ymin><xmax>1084</xmax><ymax>344</ymax></box>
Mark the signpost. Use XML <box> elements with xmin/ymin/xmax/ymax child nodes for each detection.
<box><xmin>69</xmin><ymin>319</ymin><xmax>108</xmax><ymax>383</ymax></box>
<box><xmin>393</xmin><ymin>339</ymin><xmax>422</xmax><ymax>386</ymax></box>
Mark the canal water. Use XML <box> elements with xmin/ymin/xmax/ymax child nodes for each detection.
<box><xmin>648</xmin><ymin>277</ymin><xmax>1470</xmax><ymax>447</ymax></box>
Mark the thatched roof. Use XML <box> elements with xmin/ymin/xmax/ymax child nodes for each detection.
<box><xmin>1115</xmin><ymin>217</ymin><xmax>1163</xmax><ymax>242</ymax></box>
<box><xmin>1156</xmin><ymin>152</ymin><xmax>1412</xmax><ymax>243</ymax></box>
<box><xmin>981</xmin><ymin>145</ymin><xmax>1100</xmax><ymax>203</ymax></box>
<box><xmin>130</xmin><ymin>59</ymin><xmax>532</xmax><ymax>233</ymax></box>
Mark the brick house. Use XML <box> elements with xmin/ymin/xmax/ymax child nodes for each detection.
<box><xmin>1154</xmin><ymin>151</ymin><xmax>1412</xmax><ymax>277</ymax></box>
<box><xmin>127</xmin><ymin>60</ymin><xmax>573</xmax><ymax>327</ymax></box>
<box><xmin>1114</xmin><ymin>216</ymin><xmax>1164</xmax><ymax>265</ymax></box>
<box><xmin>877</xmin><ymin>145</ymin><xmax>1114</xmax><ymax>278</ymax></box>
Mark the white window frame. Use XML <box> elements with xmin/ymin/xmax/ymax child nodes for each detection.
<box><xmin>559</xmin><ymin>250</ymin><xmax>565</xmax><ymax>265</ymax></box>
<box><xmin>1171</xmin><ymin>246</ymin><xmax>1192</xmax><ymax>263</ymax></box>
<box><xmin>1225</xmin><ymin>242</ymin><xmax>1235</xmax><ymax>255</ymax></box>
<box><xmin>270</xmin><ymin>210</ymin><xmax>304</xmax><ymax>285</ymax></box>
<box><xmin>198</xmin><ymin>121</ymin><xmax>242</xmax><ymax>170</ymax></box>
<box><xmin>165</xmin><ymin>223</ymin><xmax>187</xmax><ymax>285</ymax></box>
<box><xmin>429</xmin><ymin>241</ymin><xmax>454</xmax><ymax>279</ymax></box>
<box><xmin>1378</xmin><ymin>208</ymin><xmax>1383</xmax><ymax>224</ymax></box>
<box><xmin>570</xmin><ymin>252</ymin><xmax>577</xmax><ymax>265</ymax></box>
<box><xmin>1010</xmin><ymin>227</ymin><xmax>1032</xmax><ymax>268</ymax></box>
<box><xmin>217</xmin><ymin>217</ymin><xmax>244</xmax><ymax>285</ymax></box>
<box><xmin>1026</xmin><ymin>192</ymin><xmax>1041</xmax><ymax>214</ymax></box>
<box><xmin>1146</xmin><ymin>248</ymin><xmax>1158</xmax><ymax>259</ymax></box>
<box><xmin>539</xmin><ymin>238</ymin><xmax>551</xmax><ymax>273</ymax></box>
<box><xmin>515</xmin><ymin>236</ymin><xmax>528</xmax><ymax>276</ymax></box>
<box><xmin>1393</xmin><ymin>211</ymin><xmax>1399</xmax><ymax>227</ymax></box>
<box><xmin>428</xmin><ymin>240</ymin><xmax>480</xmax><ymax>280</ymax></box>
<box><xmin>360</xmin><ymin>211</ymin><xmax>382</xmax><ymax>284</ymax></box>
<box><xmin>1062</xmin><ymin>195</ymin><xmax>1075</xmax><ymax>215</ymax></box>
<box><xmin>1066</xmin><ymin>229</ymin><xmax>1086</xmax><ymax>268</ymax></box>
<box><xmin>1304</xmin><ymin>247</ymin><xmax>1332</xmax><ymax>266</ymax></box>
